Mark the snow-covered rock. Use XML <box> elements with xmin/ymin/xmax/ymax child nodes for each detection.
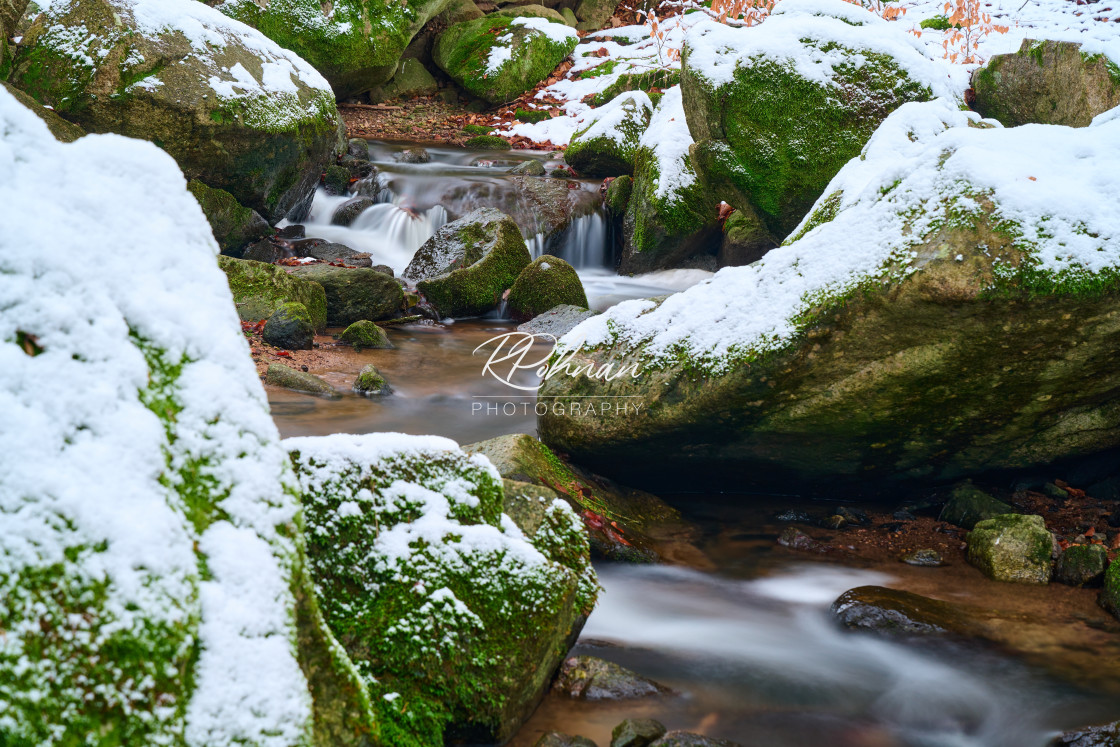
<box><xmin>681</xmin><ymin>0</ymin><xmax>951</xmax><ymax>238</ymax></box>
<box><xmin>9</xmin><ymin>0</ymin><xmax>340</xmax><ymax>221</ymax></box>
<box><xmin>286</xmin><ymin>433</ymin><xmax>597</xmax><ymax>745</ymax></box>
<box><xmin>539</xmin><ymin>98</ymin><xmax>1120</xmax><ymax>494</ymax></box>
<box><xmin>0</xmin><ymin>84</ymin><xmax>331</xmax><ymax>747</ymax></box>
<box><xmin>564</xmin><ymin>90</ymin><xmax>652</xmax><ymax>177</ymax></box>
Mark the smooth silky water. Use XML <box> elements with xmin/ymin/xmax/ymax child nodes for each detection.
<box><xmin>269</xmin><ymin>143</ymin><xmax>1120</xmax><ymax>747</ymax></box>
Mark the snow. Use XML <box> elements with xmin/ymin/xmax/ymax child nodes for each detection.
<box><xmin>572</xmin><ymin>89</ymin><xmax>652</xmax><ymax>145</ymax></box>
<box><xmin>0</xmin><ymin>87</ymin><xmax>311</xmax><ymax>743</ymax></box>
<box><xmin>559</xmin><ymin>98</ymin><xmax>1120</xmax><ymax>373</ymax></box>
<box><xmin>511</xmin><ymin>15</ymin><xmax>580</xmax><ymax>45</ymax></box>
<box><xmin>638</xmin><ymin>85</ymin><xmax>696</xmax><ymax>201</ymax></box>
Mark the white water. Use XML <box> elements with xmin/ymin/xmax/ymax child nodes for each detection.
<box><xmin>579</xmin><ymin>564</ymin><xmax>1084</xmax><ymax>747</ymax></box>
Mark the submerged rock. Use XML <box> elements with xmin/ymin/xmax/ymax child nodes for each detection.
<box><xmin>538</xmin><ymin>98</ymin><xmax>1120</xmax><ymax>494</ymax></box>
<box><xmin>972</xmin><ymin>39</ymin><xmax>1120</xmax><ymax>127</ymax></box>
<box><xmin>265</xmin><ymin>363</ymin><xmax>341</xmax><ymax>398</ymax></box>
<box><xmin>832</xmin><ymin>586</ymin><xmax>964</xmax><ymax>636</ymax></box>
<box><xmin>967</xmin><ymin>514</ymin><xmax>1053</xmax><ymax>584</ymax></box>
<box><xmin>338</xmin><ymin>320</ymin><xmax>393</xmax><ymax>350</ymax></box>
<box><xmin>405</xmin><ymin>208</ymin><xmax>531</xmax><ymax>318</ymax></box>
<box><xmin>262</xmin><ymin>302</ymin><xmax>315</xmax><ymax>350</ymax></box>
<box><xmin>941</xmin><ymin>482</ymin><xmax>1016</xmax><ymax>529</ymax></box>
<box><xmin>286</xmin><ymin>434</ymin><xmax>597</xmax><ymax>744</ymax></box>
<box><xmin>353</xmin><ymin>363</ymin><xmax>392</xmax><ymax>396</ymax></box>
<box><xmin>612</xmin><ymin>718</ymin><xmax>668</xmax><ymax>747</ymax></box>
<box><xmin>553</xmin><ymin>656</ymin><xmax>668</xmax><ymax>701</ymax></box>
<box><xmin>434</xmin><ymin>14</ymin><xmax>578</xmax><ymax>104</ymax></box>
<box><xmin>218</xmin><ymin>256</ymin><xmax>327</xmax><ymax>331</ymax></box>
<box><xmin>565</xmin><ymin>91</ymin><xmax>653</xmax><ymax>177</ymax></box>
<box><xmin>289</xmin><ymin>265</ymin><xmax>404</xmax><ymax>326</ymax></box>
<box><xmin>507</xmin><ymin>255</ymin><xmax>589</xmax><ymax>322</ymax></box>
<box><xmin>11</xmin><ymin>0</ymin><xmax>339</xmax><ymax>221</ymax></box>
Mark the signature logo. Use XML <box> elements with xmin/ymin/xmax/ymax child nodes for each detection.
<box><xmin>473</xmin><ymin>332</ymin><xmax>642</xmax><ymax>392</ymax></box>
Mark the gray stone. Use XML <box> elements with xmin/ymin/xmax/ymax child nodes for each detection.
<box><xmin>1055</xmin><ymin>544</ymin><xmax>1107</xmax><ymax>587</ymax></box>
<box><xmin>553</xmin><ymin>656</ymin><xmax>668</xmax><ymax>701</ymax></box>
<box><xmin>262</xmin><ymin>303</ymin><xmax>315</xmax><ymax>350</ymax></box>
<box><xmin>265</xmin><ymin>364</ymin><xmax>340</xmax><ymax>399</ymax></box>
<box><xmin>517</xmin><ymin>304</ymin><xmax>598</xmax><ymax>338</ymax></box>
<box><xmin>612</xmin><ymin>718</ymin><xmax>667</xmax><ymax>747</ymax></box>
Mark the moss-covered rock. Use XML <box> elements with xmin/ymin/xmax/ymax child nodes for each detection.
<box><xmin>405</xmin><ymin>207</ymin><xmax>532</xmax><ymax>318</ymax></box>
<box><xmin>338</xmin><ymin>319</ymin><xmax>393</xmax><ymax>350</ymax></box>
<box><xmin>621</xmin><ymin>86</ymin><xmax>718</xmax><ymax>273</ymax></box>
<box><xmin>606</xmin><ymin>175</ymin><xmax>633</xmax><ymax>214</ymax></box>
<box><xmin>433</xmin><ymin>14</ymin><xmax>578</xmax><ymax>104</ymax></box>
<box><xmin>285</xmin><ymin>433</ymin><xmax>597</xmax><ymax>744</ymax></box>
<box><xmin>972</xmin><ymin>39</ymin><xmax>1120</xmax><ymax>127</ymax></box>
<box><xmin>353</xmin><ymin>363</ymin><xmax>391</xmax><ymax>395</ymax></box>
<box><xmin>590</xmin><ymin>69</ymin><xmax>678</xmax><ymax>107</ymax></box>
<box><xmin>1055</xmin><ymin>544</ymin><xmax>1107</xmax><ymax>587</ymax></box>
<box><xmin>187</xmin><ymin>179</ymin><xmax>272</xmax><ymax>256</ymax></box>
<box><xmin>10</xmin><ymin>0</ymin><xmax>340</xmax><ymax>222</ymax></box>
<box><xmin>466</xmin><ymin>134</ymin><xmax>512</xmax><ymax>150</ymax></box>
<box><xmin>537</xmin><ymin>99</ymin><xmax>1120</xmax><ymax>494</ymax></box>
<box><xmin>332</xmin><ymin>196</ymin><xmax>377</xmax><ymax>226</ymax></box>
<box><xmin>574</xmin><ymin>0</ymin><xmax>621</xmax><ymax>27</ymax></box>
<box><xmin>940</xmin><ymin>482</ymin><xmax>1016</xmax><ymax>529</ymax></box>
<box><xmin>680</xmin><ymin>0</ymin><xmax>937</xmax><ymax>238</ymax></box>
<box><xmin>219</xmin><ymin>255</ymin><xmax>328</xmax><ymax>331</ymax></box>
<box><xmin>266</xmin><ymin>363</ymin><xmax>342</xmax><ymax>398</ymax></box>
<box><xmin>614</xmin><ymin>719</ymin><xmax>669</xmax><ymax>747</ymax></box>
<box><xmin>553</xmin><ymin>656</ymin><xmax>668</xmax><ymax>700</ymax></box>
<box><xmin>323</xmin><ymin>164</ymin><xmax>351</xmax><ymax>196</ymax></box>
<box><xmin>512</xmin><ymin>158</ymin><xmax>548</xmax><ymax>175</ymax></box>
<box><xmin>495</xmin><ymin>3</ymin><xmax>566</xmax><ymax>22</ymax></box>
<box><xmin>214</xmin><ymin>0</ymin><xmax>451</xmax><ymax>99</ymax></box>
<box><xmin>516</xmin><ymin>107</ymin><xmax>551</xmax><ymax>123</ymax></box>
<box><xmin>565</xmin><ymin>91</ymin><xmax>652</xmax><ymax>177</ymax></box>
<box><xmin>373</xmin><ymin>58</ymin><xmax>440</xmax><ymax>102</ymax></box>
<box><xmin>0</xmin><ymin>80</ymin><xmax>84</xmax><ymax>142</ymax></box>
<box><xmin>263</xmin><ymin>301</ymin><xmax>316</xmax><ymax>350</ymax></box>
<box><xmin>967</xmin><ymin>514</ymin><xmax>1053</xmax><ymax>584</ymax></box>
<box><xmin>0</xmin><ymin>0</ymin><xmax>28</xmax><ymax>71</ymax></box>
<box><xmin>1102</xmin><ymin>561</ymin><xmax>1120</xmax><ymax>619</ymax></box>
<box><xmin>717</xmin><ymin>207</ymin><xmax>776</xmax><ymax>267</ymax></box>
<box><xmin>289</xmin><ymin>265</ymin><xmax>404</xmax><ymax>326</ymax></box>
<box><xmin>507</xmin><ymin>255</ymin><xmax>588</xmax><ymax>322</ymax></box>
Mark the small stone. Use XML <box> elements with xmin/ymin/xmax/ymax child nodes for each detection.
<box><xmin>777</xmin><ymin>527</ymin><xmax>817</xmax><ymax>551</ymax></box>
<box><xmin>774</xmin><ymin>509</ymin><xmax>814</xmax><ymax>523</ymax></box>
<box><xmin>277</xmin><ymin>224</ymin><xmax>305</xmax><ymax>239</ymax></box>
<box><xmin>534</xmin><ymin>733</ymin><xmax>599</xmax><ymax>747</ymax></box>
<box><xmin>511</xmin><ymin>159</ymin><xmax>546</xmax><ymax>176</ymax></box>
<box><xmin>262</xmin><ymin>302</ymin><xmax>314</xmax><ymax>351</ymax></box>
<box><xmin>265</xmin><ymin>364</ymin><xmax>340</xmax><ymax>399</ymax></box>
<box><xmin>1052</xmin><ymin>719</ymin><xmax>1120</xmax><ymax>747</ymax></box>
<box><xmin>553</xmin><ymin>656</ymin><xmax>667</xmax><ymax>701</ymax></box>
<box><xmin>338</xmin><ymin>320</ymin><xmax>393</xmax><ymax>351</ymax></box>
<box><xmin>242</xmin><ymin>238</ymin><xmax>287</xmax><ymax>264</ymax></box>
<box><xmin>649</xmin><ymin>732</ymin><xmax>742</xmax><ymax>747</ymax></box>
<box><xmin>612</xmin><ymin>718</ymin><xmax>667</xmax><ymax>747</ymax></box>
<box><xmin>353</xmin><ymin>364</ymin><xmax>392</xmax><ymax>396</ymax></box>
<box><xmin>966</xmin><ymin>514</ymin><xmax>1053</xmax><ymax>584</ymax></box>
<box><xmin>396</xmin><ymin>147</ymin><xmax>431</xmax><ymax>164</ymax></box>
<box><xmin>346</xmin><ymin>138</ymin><xmax>368</xmax><ymax>159</ymax></box>
<box><xmin>901</xmin><ymin>549</ymin><xmax>944</xmax><ymax>567</ymax></box>
<box><xmin>1055</xmin><ymin>544</ymin><xmax>1107</xmax><ymax>587</ymax></box>
<box><xmin>822</xmin><ymin>514</ymin><xmax>848</xmax><ymax>530</ymax></box>
<box><xmin>1043</xmin><ymin>482</ymin><xmax>1070</xmax><ymax>500</ymax></box>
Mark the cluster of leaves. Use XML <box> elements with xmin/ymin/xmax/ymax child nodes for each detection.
<box><xmin>935</xmin><ymin>0</ymin><xmax>1011</xmax><ymax>63</ymax></box>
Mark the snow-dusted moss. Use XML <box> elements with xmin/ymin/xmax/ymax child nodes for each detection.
<box><xmin>0</xmin><ymin>86</ymin><xmax>325</xmax><ymax>746</ymax></box>
<box><xmin>286</xmin><ymin>433</ymin><xmax>597</xmax><ymax>745</ymax></box>
<box><xmin>9</xmin><ymin>0</ymin><xmax>339</xmax><ymax>221</ymax></box>
<box><xmin>564</xmin><ymin>90</ymin><xmax>652</xmax><ymax>177</ymax></box>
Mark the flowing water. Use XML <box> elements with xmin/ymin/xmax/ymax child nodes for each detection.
<box><xmin>268</xmin><ymin>142</ymin><xmax>1120</xmax><ymax>747</ymax></box>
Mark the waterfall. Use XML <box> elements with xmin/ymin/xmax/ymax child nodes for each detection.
<box><xmin>551</xmin><ymin>209</ymin><xmax>612</xmax><ymax>270</ymax></box>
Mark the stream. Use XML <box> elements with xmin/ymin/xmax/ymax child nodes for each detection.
<box><xmin>269</xmin><ymin>142</ymin><xmax>1120</xmax><ymax>747</ymax></box>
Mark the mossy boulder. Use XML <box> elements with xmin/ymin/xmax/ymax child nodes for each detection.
<box><xmin>466</xmin><ymin>134</ymin><xmax>512</xmax><ymax>150</ymax></box>
<box><xmin>967</xmin><ymin>514</ymin><xmax>1053</xmax><ymax>584</ymax></box>
<box><xmin>606</xmin><ymin>174</ymin><xmax>633</xmax><ymax>214</ymax></box>
<box><xmin>405</xmin><ymin>207</ymin><xmax>532</xmax><ymax>318</ymax></box>
<box><xmin>972</xmin><ymin>39</ymin><xmax>1120</xmax><ymax>127</ymax></box>
<box><xmin>0</xmin><ymin>80</ymin><xmax>84</xmax><ymax>142</ymax></box>
<box><xmin>187</xmin><ymin>180</ymin><xmax>272</xmax><ymax>256</ymax></box>
<box><xmin>10</xmin><ymin>0</ymin><xmax>340</xmax><ymax>222</ymax></box>
<box><xmin>1102</xmin><ymin>561</ymin><xmax>1120</xmax><ymax>619</ymax></box>
<box><xmin>372</xmin><ymin>57</ymin><xmax>440</xmax><ymax>102</ymax></box>
<box><xmin>537</xmin><ymin>100</ymin><xmax>1120</xmax><ymax>494</ymax></box>
<box><xmin>218</xmin><ymin>256</ymin><xmax>328</xmax><ymax>331</ymax></box>
<box><xmin>940</xmin><ymin>482</ymin><xmax>1016</xmax><ymax>529</ymax></box>
<box><xmin>266</xmin><ymin>363</ymin><xmax>341</xmax><ymax>398</ymax></box>
<box><xmin>214</xmin><ymin>0</ymin><xmax>452</xmax><ymax>99</ymax></box>
<box><xmin>507</xmin><ymin>255</ymin><xmax>588</xmax><ymax>322</ymax></box>
<box><xmin>565</xmin><ymin>91</ymin><xmax>652</xmax><ymax>177</ymax></box>
<box><xmin>717</xmin><ymin>207</ymin><xmax>776</xmax><ymax>267</ymax></box>
<box><xmin>289</xmin><ymin>265</ymin><xmax>404</xmax><ymax>326</ymax></box>
<box><xmin>1055</xmin><ymin>543</ymin><xmax>1107</xmax><ymax>587</ymax></box>
<box><xmin>621</xmin><ymin>85</ymin><xmax>718</xmax><ymax>273</ymax></box>
<box><xmin>285</xmin><ymin>433</ymin><xmax>597</xmax><ymax>744</ymax></box>
<box><xmin>680</xmin><ymin>0</ymin><xmax>937</xmax><ymax>238</ymax></box>
<box><xmin>433</xmin><ymin>14</ymin><xmax>578</xmax><ymax>104</ymax></box>
<box><xmin>263</xmin><ymin>301</ymin><xmax>316</xmax><ymax>350</ymax></box>
<box><xmin>353</xmin><ymin>363</ymin><xmax>391</xmax><ymax>395</ymax></box>
<box><xmin>338</xmin><ymin>319</ymin><xmax>393</xmax><ymax>350</ymax></box>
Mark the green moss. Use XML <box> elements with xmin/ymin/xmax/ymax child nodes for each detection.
<box><xmin>218</xmin><ymin>255</ymin><xmax>328</xmax><ymax>330</ymax></box>
<box><xmin>465</xmin><ymin>134</ymin><xmax>512</xmax><ymax>150</ymax></box>
<box><xmin>515</xmin><ymin>107</ymin><xmax>550</xmax><ymax>123</ymax></box>
<box><xmin>919</xmin><ymin>15</ymin><xmax>954</xmax><ymax>30</ymax></box>
<box><xmin>565</xmin><ymin>93</ymin><xmax>650</xmax><ymax>177</ymax></box>
<box><xmin>606</xmin><ymin>174</ymin><xmax>633</xmax><ymax>214</ymax></box>
<box><xmin>1101</xmin><ymin>561</ymin><xmax>1120</xmax><ymax>619</ymax></box>
<box><xmin>967</xmin><ymin>514</ymin><xmax>1053</xmax><ymax>584</ymax></box>
<box><xmin>590</xmin><ymin>68</ymin><xmax>678</xmax><ymax>106</ymax></box>
<box><xmin>461</xmin><ymin>124</ymin><xmax>491</xmax><ymax>135</ymax></box>
<box><xmin>507</xmin><ymin>255</ymin><xmax>588</xmax><ymax>321</ymax></box>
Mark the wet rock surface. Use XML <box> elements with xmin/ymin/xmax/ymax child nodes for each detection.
<box><xmin>553</xmin><ymin>656</ymin><xmax>669</xmax><ymax>701</ymax></box>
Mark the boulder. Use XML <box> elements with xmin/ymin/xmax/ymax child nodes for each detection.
<box><xmin>353</xmin><ymin>363</ymin><xmax>392</xmax><ymax>395</ymax></box>
<box><xmin>518</xmin><ymin>304</ymin><xmax>598</xmax><ymax>338</ymax></box>
<box><xmin>11</xmin><ymin>0</ymin><xmax>339</xmax><ymax>222</ymax></box>
<box><xmin>553</xmin><ymin>656</ymin><xmax>668</xmax><ymax>700</ymax></box>
<box><xmin>680</xmin><ymin>0</ymin><xmax>940</xmax><ymax>238</ymax></box>
<box><xmin>832</xmin><ymin>586</ymin><xmax>967</xmax><ymax>637</ymax></box>
<box><xmin>967</xmin><ymin>514</ymin><xmax>1053</xmax><ymax>584</ymax></box>
<box><xmin>214</xmin><ymin>0</ymin><xmax>452</xmax><ymax>99</ymax></box>
<box><xmin>507</xmin><ymin>255</ymin><xmax>589</xmax><ymax>322</ymax></box>
<box><xmin>187</xmin><ymin>180</ymin><xmax>272</xmax><ymax>256</ymax></box>
<box><xmin>1055</xmin><ymin>544</ymin><xmax>1107</xmax><ymax>587</ymax></box>
<box><xmin>940</xmin><ymin>482</ymin><xmax>1016</xmax><ymax>529</ymax></box>
<box><xmin>495</xmin><ymin>3</ymin><xmax>566</xmax><ymax>22</ymax></box>
<box><xmin>513</xmin><ymin>174</ymin><xmax>579</xmax><ymax>239</ymax></box>
<box><xmin>613</xmin><ymin>718</ymin><xmax>668</xmax><ymax>747</ymax></box>
<box><xmin>621</xmin><ymin>86</ymin><xmax>719</xmax><ymax>273</ymax></box>
<box><xmin>332</xmin><ymin>197</ymin><xmax>377</xmax><ymax>226</ymax></box>
<box><xmin>266</xmin><ymin>363</ymin><xmax>341</xmax><ymax>398</ymax></box>
<box><xmin>1101</xmin><ymin>559</ymin><xmax>1120</xmax><ymax>619</ymax></box>
<box><xmin>434</xmin><ymin>14</ymin><xmax>578</xmax><ymax>104</ymax></box>
<box><xmin>972</xmin><ymin>39</ymin><xmax>1120</xmax><ymax>127</ymax></box>
<box><xmin>717</xmin><ymin>208</ymin><xmax>776</xmax><ymax>268</ymax></box>
<box><xmin>0</xmin><ymin>80</ymin><xmax>84</xmax><ymax>142</ymax></box>
<box><xmin>262</xmin><ymin>302</ymin><xmax>315</xmax><ymax>350</ymax></box>
<box><xmin>405</xmin><ymin>207</ymin><xmax>532</xmax><ymax>318</ymax></box>
<box><xmin>565</xmin><ymin>91</ymin><xmax>653</xmax><ymax>177</ymax></box>
<box><xmin>537</xmin><ymin>99</ymin><xmax>1120</xmax><ymax>494</ymax></box>
<box><xmin>372</xmin><ymin>58</ymin><xmax>439</xmax><ymax>102</ymax></box>
<box><xmin>219</xmin><ymin>256</ymin><xmax>328</xmax><ymax>331</ymax></box>
<box><xmin>285</xmin><ymin>433</ymin><xmax>597</xmax><ymax>744</ymax></box>
<box><xmin>338</xmin><ymin>320</ymin><xmax>393</xmax><ymax>350</ymax></box>
<box><xmin>323</xmin><ymin>164</ymin><xmax>351</xmax><ymax>196</ymax></box>
<box><xmin>606</xmin><ymin>174</ymin><xmax>633</xmax><ymax>214</ymax></box>
<box><xmin>289</xmin><ymin>265</ymin><xmax>404</xmax><ymax>326</ymax></box>
<box><xmin>574</xmin><ymin>0</ymin><xmax>620</xmax><ymax>27</ymax></box>
<box><xmin>347</xmin><ymin>137</ymin><xmax>369</xmax><ymax>159</ymax></box>
<box><xmin>0</xmin><ymin>88</ymin><xmax>362</xmax><ymax>743</ymax></box>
